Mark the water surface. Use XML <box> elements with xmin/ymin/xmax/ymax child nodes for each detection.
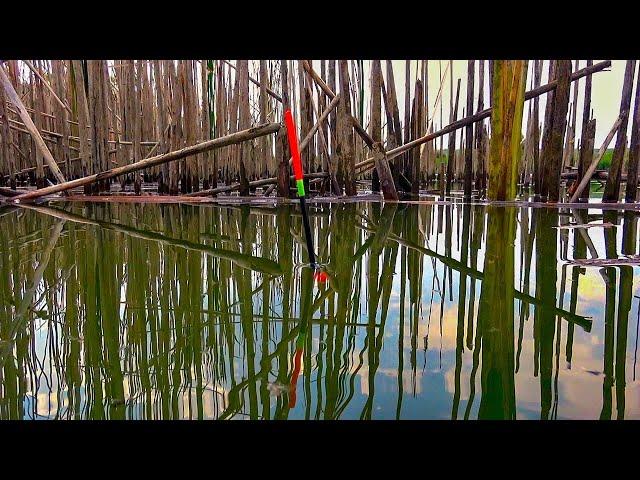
<box><xmin>0</xmin><ymin>200</ymin><xmax>638</xmax><ymax>419</ymax></box>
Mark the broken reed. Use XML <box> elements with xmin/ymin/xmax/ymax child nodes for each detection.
<box><xmin>0</xmin><ymin>59</ymin><xmax>629</xmax><ymax>203</ymax></box>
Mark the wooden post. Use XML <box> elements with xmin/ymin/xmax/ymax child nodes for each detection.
<box><xmin>532</xmin><ymin>60</ymin><xmax>543</xmax><ymax>196</ymax></box>
<box><xmin>539</xmin><ymin>60</ymin><xmax>571</xmax><ymax>202</ymax></box>
<box><xmin>370</xmin><ymin>60</ymin><xmax>398</xmax><ymax>200</ymax></box>
<box><xmin>487</xmin><ymin>60</ymin><xmax>527</xmax><ymax>201</ymax></box>
<box><xmin>404</xmin><ymin>60</ymin><xmax>411</xmax><ymax>174</ymax></box>
<box><xmin>464</xmin><ymin>60</ymin><xmax>475</xmax><ymax>199</ymax></box>
<box><xmin>336</xmin><ymin>60</ymin><xmax>356</xmax><ymax>196</ymax></box>
<box><xmin>625</xmin><ymin>63</ymin><xmax>640</xmax><ymax>202</ymax></box>
<box><xmin>446</xmin><ymin>79</ymin><xmax>461</xmax><ymax>195</ymax></box>
<box><xmin>577</xmin><ymin>59</ymin><xmax>593</xmax><ymax>201</ymax></box>
<box><xmin>0</xmin><ymin>65</ymin><xmax>67</xmax><ymax>185</ymax></box>
<box><xmin>475</xmin><ymin>60</ymin><xmax>486</xmax><ymax>194</ymax></box>
<box><xmin>409</xmin><ymin>79</ymin><xmax>424</xmax><ymax>195</ymax></box>
<box><xmin>604</xmin><ymin>60</ymin><xmax>636</xmax><ymax>202</ymax></box>
<box><xmin>277</xmin><ymin>60</ymin><xmax>291</xmax><ymax>197</ymax></box>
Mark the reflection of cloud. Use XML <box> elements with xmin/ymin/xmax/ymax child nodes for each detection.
<box><xmin>358</xmin><ymin>365</ymin><xmax>421</xmax><ymax>395</ymax></box>
<box><xmin>403</xmin><ymin>303</ymin><xmax>460</xmax><ymax>352</ymax></box>
<box><xmin>37</xmin><ymin>392</ymin><xmax>59</xmax><ymax>418</ymax></box>
<box><xmin>444</xmin><ymin>366</ymin><xmax>469</xmax><ymax>400</ymax></box>
<box><xmin>577</xmin><ymin>270</ymin><xmax>606</xmax><ymax>305</ymax></box>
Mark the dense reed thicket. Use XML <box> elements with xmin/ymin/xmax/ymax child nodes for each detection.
<box><xmin>1</xmin><ymin>59</ymin><xmax>637</xmax><ymax>203</ymax></box>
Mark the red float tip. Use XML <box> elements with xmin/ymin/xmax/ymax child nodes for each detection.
<box><xmin>284</xmin><ymin>109</ymin><xmax>304</xmax><ymax>181</ymax></box>
<box><xmin>314</xmin><ymin>270</ymin><xmax>328</xmax><ymax>284</ymax></box>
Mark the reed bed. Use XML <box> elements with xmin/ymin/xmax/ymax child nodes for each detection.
<box><xmin>1</xmin><ymin>59</ymin><xmax>633</xmax><ymax>203</ymax></box>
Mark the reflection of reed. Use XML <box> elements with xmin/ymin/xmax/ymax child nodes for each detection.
<box><xmin>0</xmin><ymin>201</ymin><xmax>634</xmax><ymax>420</ymax></box>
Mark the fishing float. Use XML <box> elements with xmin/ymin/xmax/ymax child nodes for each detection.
<box><xmin>284</xmin><ymin>109</ymin><xmax>318</xmax><ymax>269</ymax></box>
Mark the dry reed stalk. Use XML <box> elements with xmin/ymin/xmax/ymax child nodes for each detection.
<box><xmin>22</xmin><ymin>60</ymin><xmax>72</xmax><ymax>115</ymax></box>
<box><xmin>52</xmin><ymin>61</ymin><xmax>71</xmax><ymax>179</ymax></box>
<box><xmin>237</xmin><ymin>60</ymin><xmax>251</xmax><ymax>196</ymax></box>
<box><xmin>570</xmin><ymin>115</ymin><xmax>623</xmax><ymax>202</ymax></box>
<box><xmin>167</xmin><ymin>60</ymin><xmax>182</xmax><ymax>194</ymax></box>
<box><xmin>0</xmin><ymin>77</ymin><xmax>15</xmax><ymax>188</ymax></box>
<box><xmin>259</xmin><ymin>61</ymin><xmax>271</xmax><ymax>179</ymax></box>
<box><xmin>0</xmin><ymin>65</ymin><xmax>66</xmax><ymax>185</ymax></box>
<box><xmin>12</xmin><ymin>122</ymin><xmax>280</xmax><ymax>201</ymax></box>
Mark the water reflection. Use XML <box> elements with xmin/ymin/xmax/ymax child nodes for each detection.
<box><xmin>0</xmin><ymin>200</ymin><xmax>639</xmax><ymax>419</ymax></box>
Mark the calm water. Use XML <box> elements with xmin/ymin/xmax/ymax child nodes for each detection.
<box><xmin>0</xmin><ymin>200</ymin><xmax>638</xmax><ymax>420</ymax></box>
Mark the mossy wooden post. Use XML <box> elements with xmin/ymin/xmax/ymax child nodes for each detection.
<box><xmin>576</xmin><ymin>60</ymin><xmax>593</xmax><ymax>201</ymax></box>
<box><xmin>604</xmin><ymin>60</ymin><xmax>636</xmax><ymax>202</ymax></box>
<box><xmin>625</xmin><ymin>64</ymin><xmax>640</xmax><ymax>202</ymax></box>
<box><xmin>539</xmin><ymin>60</ymin><xmax>570</xmax><ymax>202</ymax></box>
<box><xmin>487</xmin><ymin>60</ymin><xmax>527</xmax><ymax>201</ymax></box>
<box><xmin>464</xmin><ymin>60</ymin><xmax>475</xmax><ymax>199</ymax></box>
<box><xmin>336</xmin><ymin>60</ymin><xmax>356</xmax><ymax>196</ymax></box>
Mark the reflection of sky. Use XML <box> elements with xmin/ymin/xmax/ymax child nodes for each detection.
<box><xmin>281</xmin><ymin>205</ymin><xmax>640</xmax><ymax>420</ymax></box>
